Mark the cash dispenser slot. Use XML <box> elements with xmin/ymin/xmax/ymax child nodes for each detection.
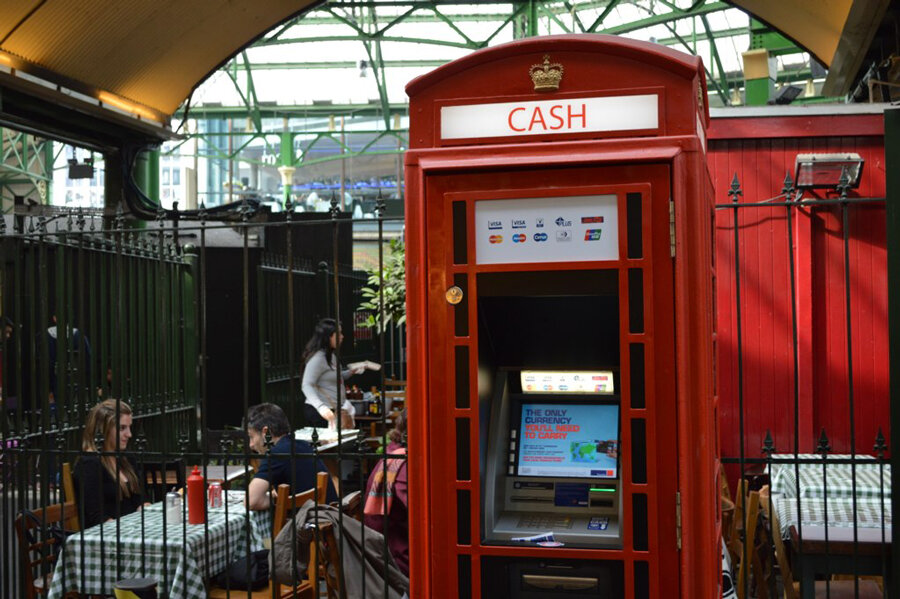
<box><xmin>521</xmin><ymin>575</ymin><xmax>599</xmax><ymax>592</ymax></box>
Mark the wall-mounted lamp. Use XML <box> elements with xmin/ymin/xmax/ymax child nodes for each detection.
<box><xmin>794</xmin><ymin>153</ymin><xmax>863</xmax><ymax>189</ymax></box>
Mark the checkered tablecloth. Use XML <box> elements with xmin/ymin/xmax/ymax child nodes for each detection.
<box><xmin>47</xmin><ymin>497</ymin><xmax>273</xmax><ymax>599</ymax></box>
<box><xmin>769</xmin><ymin>454</ymin><xmax>890</xmax><ymax>500</ymax></box>
<box><xmin>771</xmin><ymin>495</ymin><xmax>892</xmax><ymax>540</ymax></box>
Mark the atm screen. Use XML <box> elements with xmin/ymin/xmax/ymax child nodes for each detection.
<box><xmin>514</xmin><ymin>402</ymin><xmax>619</xmax><ymax>479</ymax></box>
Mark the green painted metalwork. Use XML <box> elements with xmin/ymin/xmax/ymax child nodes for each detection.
<box><xmin>749</xmin><ymin>19</ymin><xmax>799</xmax><ymax>57</ymax></box>
<box><xmin>0</xmin><ymin>213</ymin><xmax>197</xmax><ymax>445</ymax></box>
<box><xmin>156</xmin><ymin>0</ymin><xmax>825</xmax><ymax>207</ymax></box>
<box><xmin>0</xmin><ymin>127</ymin><xmax>53</xmax><ymax>209</ymax></box>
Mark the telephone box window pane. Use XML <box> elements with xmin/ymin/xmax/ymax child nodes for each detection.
<box><xmin>454</xmin><ymin>274</ymin><xmax>469</xmax><ymax>337</ymax></box>
<box><xmin>629</xmin><ymin>343</ymin><xmax>645</xmax><ymax>409</ymax></box>
<box><xmin>631</xmin><ymin>418</ymin><xmax>647</xmax><ymax>484</ymax></box>
<box><xmin>453</xmin><ymin>200</ymin><xmax>468</xmax><ymax>264</ymax></box>
<box><xmin>632</xmin><ymin>493</ymin><xmax>648</xmax><ymax>551</ymax></box>
<box><xmin>626</xmin><ymin>192</ymin><xmax>643</xmax><ymax>259</ymax></box>
<box><xmin>458</xmin><ymin>555</ymin><xmax>472</xmax><ymax>599</ymax></box>
<box><xmin>457</xmin><ymin>490</ymin><xmax>471</xmax><ymax>545</ymax></box>
<box><xmin>456</xmin><ymin>418</ymin><xmax>471</xmax><ymax>481</ymax></box>
<box><xmin>455</xmin><ymin>346</ymin><xmax>470</xmax><ymax>408</ymax></box>
<box><xmin>628</xmin><ymin>269</ymin><xmax>644</xmax><ymax>333</ymax></box>
<box><xmin>634</xmin><ymin>561</ymin><xmax>650</xmax><ymax>599</ymax></box>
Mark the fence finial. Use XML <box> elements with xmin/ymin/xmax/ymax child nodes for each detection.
<box><xmin>240</xmin><ymin>195</ymin><xmax>250</xmax><ymax>223</ymax></box>
<box><xmin>376</xmin><ymin>188</ymin><xmax>386</xmax><ymax>219</ymax></box>
<box><xmin>762</xmin><ymin>430</ymin><xmax>775</xmax><ymax>456</ymax></box>
<box><xmin>874</xmin><ymin>428</ymin><xmax>888</xmax><ymax>458</ymax></box>
<box><xmin>329</xmin><ymin>191</ymin><xmax>340</xmax><ymax>219</ymax></box>
<box><xmin>836</xmin><ymin>167</ymin><xmax>851</xmax><ymax>200</ymax></box>
<box><xmin>815</xmin><ymin>428</ymin><xmax>831</xmax><ymax>455</ymax></box>
<box><xmin>728</xmin><ymin>173</ymin><xmax>742</xmax><ymax>203</ymax></box>
<box><xmin>781</xmin><ymin>172</ymin><xmax>795</xmax><ymax>198</ymax></box>
<box><xmin>135</xmin><ymin>432</ymin><xmax>148</xmax><ymax>453</ymax></box>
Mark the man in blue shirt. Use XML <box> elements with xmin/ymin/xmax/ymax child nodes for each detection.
<box><xmin>245</xmin><ymin>402</ymin><xmax>337</xmax><ymax>510</ymax></box>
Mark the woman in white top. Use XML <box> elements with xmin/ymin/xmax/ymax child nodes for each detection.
<box><xmin>301</xmin><ymin>318</ymin><xmax>364</xmax><ymax>429</ymax></box>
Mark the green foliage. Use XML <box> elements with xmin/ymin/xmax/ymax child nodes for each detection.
<box><xmin>358</xmin><ymin>238</ymin><xmax>406</xmax><ymax>333</ymax></box>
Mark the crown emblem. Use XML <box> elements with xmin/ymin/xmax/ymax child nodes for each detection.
<box><xmin>530</xmin><ymin>55</ymin><xmax>564</xmax><ymax>92</ymax></box>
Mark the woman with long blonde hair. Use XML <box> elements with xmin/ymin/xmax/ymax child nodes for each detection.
<box><xmin>73</xmin><ymin>399</ymin><xmax>143</xmax><ymax>528</ymax></box>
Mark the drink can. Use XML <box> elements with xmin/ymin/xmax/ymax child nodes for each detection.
<box><xmin>165</xmin><ymin>492</ymin><xmax>182</xmax><ymax>523</ymax></box>
<box><xmin>208</xmin><ymin>481</ymin><xmax>223</xmax><ymax>508</ymax></box>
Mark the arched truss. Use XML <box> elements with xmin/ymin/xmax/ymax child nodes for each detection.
<box><xmin>166</xmin><ymin>0</ymin><xmax>815</xmax><ymax>206</ymax></box>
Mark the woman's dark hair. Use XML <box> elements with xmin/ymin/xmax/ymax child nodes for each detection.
<box><xmin>302</xmin><ymin>318</ymin><xmax>339</xmax><ymax>365</ymax></box>
<box><xmin>388</xmin><ymin>408</ymin><xmax>407</xmax><ymax>445</ymax></box>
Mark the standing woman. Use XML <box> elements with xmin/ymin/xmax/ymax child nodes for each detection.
<box><xmin>301</xmin><ymin>318</ymin><xmax>363</xmax><ymax>429</ymax></box>
<box><xmin>73</xmin><ymin>399</ymin><xmax>143</xmax><ymax>528</ymax></box>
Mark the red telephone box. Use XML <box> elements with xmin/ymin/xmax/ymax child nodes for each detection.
<box><xmin>404</xmin><ymin>35</ymin><xmax>718</xmax><ymax>599</ymax></box>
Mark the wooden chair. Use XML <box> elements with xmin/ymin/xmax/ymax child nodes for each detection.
<box><xmin>60</xmin><ymin>463</ymin><xmax>80</xmax><ymax>532</ymax></box>
<box><xmin>208</xmin><ymin>472</ymin><xmax>329</xmax><ymax>599</ymax></box>
<box><xmin>726</xmin><ymin>479</ymin><xmax>747</xmax><ymax>568</ymax></box>
<box><xmin>143</xmin><ymin>458</ymin><xmax>186</xmax><ymax>502</ymax></box>
<box><xmin>770</xmin><ymin>503</ymin><xmax>882</xmax><ymax>599</ymax></box>
<box><xmin>14</xmin><ymin>501</ymin><xmax>78</xmax><ymax>599</ymax></box>
<box><xmin>341</xmin><ymin>490</ymin><xmax>362</xmax><ymax>521</ymax></box>
<box><xmin>736</xmin><ymin>490</ymin><xmax>760</xmax><ymax>599</ymax></box>
<box><xmin>273</xmin><ymin>472</ymin><xmax>330</xmax><ymax>535</ymax></box>
<box><xmin>308</xmin><ymin>521</ymin><xmax>343</xmax><ymax>599</ymax></box>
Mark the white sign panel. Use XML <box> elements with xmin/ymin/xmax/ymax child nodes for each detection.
<box><xmin>441</xmin><ymin>94</ymin><xmax>658</xmax><ymax>140</ymax></box>
<box><xmin>521</xmin><ymin>370</ymin><xmax>615</xmax><ymax>394</ymax></box>
<box><xmin>475</xmin><ymin>195</ymin><xmax>618</xmax><ymax>265</ymax></box>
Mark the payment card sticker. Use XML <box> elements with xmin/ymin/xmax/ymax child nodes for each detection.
<box><xmin>475</xmin><ymin>194</ymin><xmax>618</xmax><ymax>264</ymax></box>
<box><xmin>588</xmin><ymin>517</ymin><xmax>609</xmax><ymax>531</ymax></box>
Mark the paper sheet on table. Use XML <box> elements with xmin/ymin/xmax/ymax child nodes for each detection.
<box><xmin>295</xmin><ymin>427</ymin><xmax>360</xmax><ymax>444</ymax></box>
<box><xmin>348</xmin><ymin>360</ymin><xmax>381</xmax><ymax>372</ymax></box>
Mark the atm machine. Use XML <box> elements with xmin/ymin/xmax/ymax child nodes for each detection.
<box><xmin>404</xmin><ymin>35</ymin><xmax>718</xmax><ymax>599</ymax></box>
<box><xmin>482</xmin><ymin>368</ymin><xmax>622</xmax><ymax>548</ymax></box>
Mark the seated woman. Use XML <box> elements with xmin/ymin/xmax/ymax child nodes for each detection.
<box><xmin>363</xmin><ymin>409</ymin><xmax>409</xmax><ymax>576</ymax></box>
<box><xmin>73</xmin><ymin>399</ymin><xmax>143</xmax><ymax>528</ymax></box>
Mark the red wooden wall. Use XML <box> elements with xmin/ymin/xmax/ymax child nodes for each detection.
<box><xmin>708</xmin><ymin>110</ymin><xmax>889</xmax><ymax>465</ymax></box>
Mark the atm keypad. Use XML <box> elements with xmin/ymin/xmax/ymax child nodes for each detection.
<box><xmin>517</xmin><ymin>515</ymin><xmax>574</xmax><ymax>529</ymax></box>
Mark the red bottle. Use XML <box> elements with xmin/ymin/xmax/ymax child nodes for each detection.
<box><xmin>187</xmin><ymin>466</ymin><xmax>206</xmax><ymax>524</ymax></box>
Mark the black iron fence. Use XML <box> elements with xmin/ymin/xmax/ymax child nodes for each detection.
<box><xmin>717</xmin><ymin>174</ymin><xmax>893</xmax><ymax>599</ymax></box>
<box><xmin>1</xmin><ymin>199</ymin><xmax>408</xmax><ymax>599</ymax></box>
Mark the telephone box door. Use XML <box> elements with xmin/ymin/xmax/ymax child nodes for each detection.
<box><xmin>421</xmin><ymin>161</ymin><xmax>679</xmax><ymax>598</ymax></box>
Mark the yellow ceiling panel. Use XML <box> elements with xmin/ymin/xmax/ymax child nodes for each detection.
<box><xmin>0</xmin><ymin>0</ymin><xmax>317</xmax><ymax>119</ymax></box>
<box><xmin>729</xmin><ymin>0</ymin><xmax>853</xmax><ymax>66</ymax></box>
<box><xmin>729</xmin><ymin>0</ymin><xmax>891</xmax><ymax>95</ymax></box>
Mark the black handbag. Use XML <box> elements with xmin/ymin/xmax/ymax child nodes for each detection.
<box><xmin>214</xmin><ymin>549</ymin><xmax>270</xmax><ymax>590</ymax></box>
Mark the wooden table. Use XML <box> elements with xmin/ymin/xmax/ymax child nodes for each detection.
<box><xmin>789</xmin><ymin>524</ymin><xmax>892</xmax><ymax>599</ymax></box>
<box><xmin>48</xmin><ymin>499</ymin><xmax>271</xmax><ymax>599</ymax></box>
